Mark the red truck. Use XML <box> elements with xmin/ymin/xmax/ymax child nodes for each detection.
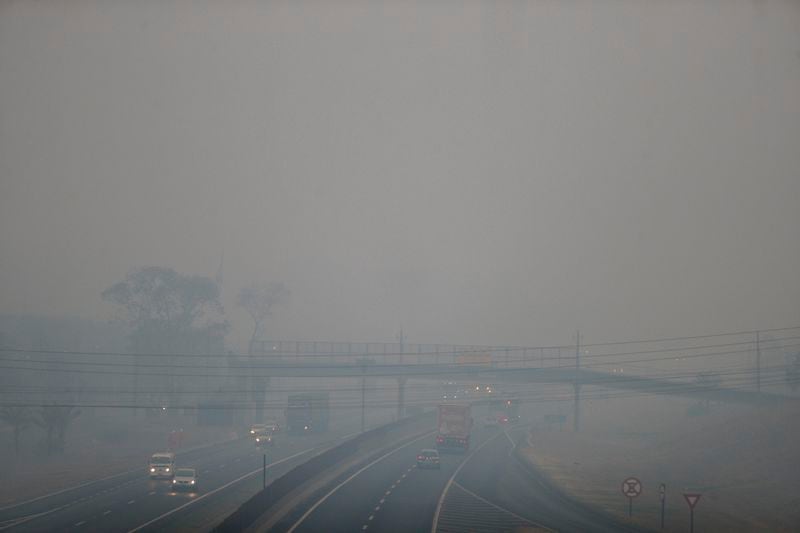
<box><xmin>436</xmin><ymin>404</ymin><xmax>472</xmax><ymax>453</ymax></box>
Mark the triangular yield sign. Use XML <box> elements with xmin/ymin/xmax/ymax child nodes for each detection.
<box><xmin>683</xmin><ymin>493</ymin><xmax>701</xmax><ymax>508</ymax></box>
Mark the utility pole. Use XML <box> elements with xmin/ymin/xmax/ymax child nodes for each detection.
<box><xmin>398</xmin><ymin>328</ymin><xmax>405</xmax><ymax>365</ymax></box>
<box><xmin>756</xmin><ymin>331</ymin><xmax>761</xmax><ymax>393</ymax></box>
<box><xmin>573</xmin><ymin>330</ymin><xmax>581</xmax><ymax>432</ymax></box>
<box><xmin>360</xmin><ymin>359</ymin><xmax>366</xmax><ymax>432</ymax></box>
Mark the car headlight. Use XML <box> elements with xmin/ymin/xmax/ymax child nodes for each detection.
<box><xmin>250</xmin><ymin>430</ymin><xmax>255</xmax><ymax>434</ymax></box>
<box><xmin>256</xmin><ymin>438</ymin><xmax>260</xmax><ymax>442</ymax></box>
<box><xmin>150</xmin><ymin>467</ymin><xmax>155</xmax><ymax>472</ymax></box>
<box><xmin>172</xmin><ymin>479</ymin><xmax>176</xmax><ymax>483</ymax></box>
<box><xmin>190</xmin><ymin>480</ymin><xmax>195</xmax><ymax>484</ymax></box>
<box><xmin>165</xmin><ymin>467</ymin><xmax>170</xmax><ymax>472</ymax></box>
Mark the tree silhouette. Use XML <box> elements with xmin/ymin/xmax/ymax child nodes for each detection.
<box><xmin>0</xmin><ymin>406</ymin><xmax>31</xmax><ymax>456</ymax></box>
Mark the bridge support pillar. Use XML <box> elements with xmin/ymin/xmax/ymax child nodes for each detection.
<box><xmin>397</xmin><ymin>376</ymin><xmax>408</xmax><ymax>420</ymax></box>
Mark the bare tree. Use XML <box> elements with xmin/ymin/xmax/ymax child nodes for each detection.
<box><xmin>236</xmin><ymin>282</ymin><xmax>290</xmax><ymax>350</ymax></box>
<box><xmin>0</xmin><ymin>406</ymin><xmax>31</xmax><ymax>456</ymax></box>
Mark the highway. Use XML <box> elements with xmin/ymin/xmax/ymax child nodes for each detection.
<box><xmin>286</xmin><ymin>423</ymin><xmax>643</xmax><ymax>533</ymax></box>
<box><xmin>0</xmin><ymin>426</ymin><xmax>361</xmax><ymax>533</ymax></box>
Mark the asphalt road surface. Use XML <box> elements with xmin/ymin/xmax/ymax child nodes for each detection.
<box><xmin>288</xmin><ymin>424</ymin><xmax>643</xmax><ymax>533</ymax></box>
<box><xmin>0</xmin><ymin>426</ymin><xmax>360</xmax><ymax>533</ymax></box>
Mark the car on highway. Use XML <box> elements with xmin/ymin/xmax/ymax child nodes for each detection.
<box><xmin>263</xmin><ymin>419</ymin><xmax>280</xmax><ymax>433</ymax></box>
<box><xmin>255</xmin><ymin>432</ymin><xmax>275</xmax><ymax>447</ymax></box>
<box><xmin>148</xmin><ymin>452</ymin><xmax>176</xmax><ymax>479</ymax></box>
<box><xmin>171</xmin><ymin>467</ymin><xmax>198</xmax><ymax>491</ymax></box>
<box><xmin>250</xmin><ymin>420</ymin><xmax>280</xmax><ymax>436</ymax></box>
<box><xmin>416</xmin><ymin>448</ymin><xmax>441</xmax><ymax>469</ymax></box>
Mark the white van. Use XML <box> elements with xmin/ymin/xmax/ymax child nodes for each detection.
<box><xmin>148</xmin><ymin>452</ymin><xmax>176</xmax><ymax>479</ymax></box>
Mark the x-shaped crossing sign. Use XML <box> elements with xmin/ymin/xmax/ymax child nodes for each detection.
<box><xmin>621</xmin><ymin>477</ymin><xmax>642</xmax><ymax>498</ymax></box>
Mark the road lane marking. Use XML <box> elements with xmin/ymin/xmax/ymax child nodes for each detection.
<box><xmin>374</xmin><ymin>506</ymin><xmax>380</xmax><ymax>511</ymax></box>
<box><xmin>148</xmin><ymin>491</ymin><xmax>155</xmax><ymax>496</ymax></box>
<box><xmin>103</xmin><ymin>510</ymin><xmax>112</xmax><ymax>515</ymax></box>
<box><xmin>379</xmin><ymin>498</ymin><xmax>385</xmax><ymax>504</ymax></box>
<box><xmin>0</xmin><ymin>468</ymin><xmax>140</xmax><ymax>513</ymax></box>
<box><xmin>452</xmin><ymin>481</ymin><xmax>553</xmax><ymax>530</ymax></box>
<box><xmin>127</xmin><ymin>447</ymin><xmax>317</xmax><ymax>533</ymax></box>
<box><xmin>287</xmin><ymin>430</ymin><xmax>435</xmax><ymax>533</ymax></box>
<box><xmin>430</xmin><ymin>431</ymin><xmax>507</xmax><ymax>533</ymax></box>
<box><xmin>74</xmin><ymin>521</ymin><xmax>85</xmax><ymax>526</ymax></box>
<box><xmin>368</xmin><ymin>515</ymin><xmax>374</xmax><ymax>521</ymax></box>
<box><xmin>127</xmin><ymin>500</ymin><xmax>135</xmax><ymax>505</ymax></box>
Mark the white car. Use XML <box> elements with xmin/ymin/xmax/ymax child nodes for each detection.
<box><xmin>171</xmin><ymin>467</ymin><xmax>198</xmax><ymax>491</ymax></box>
<box><xmin>148</xmin><ymin>452</ymin><xmax>176</xmax><ymax>479</ymax></box>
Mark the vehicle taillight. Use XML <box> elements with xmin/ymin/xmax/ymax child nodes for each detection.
<box><xmin>417</xmin><ymin>455</ymin><xmax>424</xmax><ymax>460</ymax></box>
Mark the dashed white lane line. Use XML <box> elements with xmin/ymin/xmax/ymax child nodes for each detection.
<box><xmin>390</xmin><ymin>484</ymin><xmax>396</xmax><ymax>489</ymax></box>
<box><xmin>362</xmin><ymin>526</ymin><xmax>368</xmax><ymax>530</ymax></box>
<box><xmin>401</xmin><ymin>473</ymin><xmax>406</xmax><ymax>478</ymax></box>
<box><xmin>74</xmin><ymin>521</ymin><xmax>85</xmax><ymax>527</ymax></box>
<box><xmin>379</xmin><ymin>498</ymin><xmax>385</xmax><ymax>504</ymax></box>
<box><xmin>385</xmin><ymin>490</ymin><xmax>391</xmax><ymax>496</ymax></box>
<box><xmin>127</xmin><ymin>500</ymin><xmax>135</xmax><ymax>505</ymax></box>
<box><xmin>103</xmin><ymin>510</ymin><xmax>112</xmax><ymax>516</ymax></box>
<box><xmin>128</xmin><ymin>447</ymin><xmax>318</xmax><ymax>533</ymax></box>
<box><xmin>374</xmin><ymin>506</ymin><xmax>380</xmax><ymax>511</ymax></box>
<box><xmin>148</xmin><ymin>491</ymin><xmax>155</xmax><ymax>496</ymax></box>
<box><xmin>368</xmin><ymin>515</ymin><xmax>374</xmax><ymax>521</ymax></box>
<box><xmin>286</xmin><ymin>431</ymin><xmax>435</xmax><ymax>533</ymax></box>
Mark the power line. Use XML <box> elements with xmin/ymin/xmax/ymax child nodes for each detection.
<box><xmin>2</xmin><ymin>326</ymin><xmax>798</xmax><ymax>361</ymax></box>
<box><xmin>2</xmin><ymin>341</ymin><xmax>798</xmax><ymax>378</ymax></box>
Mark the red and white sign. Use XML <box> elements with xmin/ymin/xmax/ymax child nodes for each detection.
<box><xmin>684</xmin><ymin>493</ymin><xmax>701</xmax><ymax>509</ymax></box>
<box><xmin>621</xmin><ymin>477</ymin><xmax>642</xmax><ymax>498</ymax></box>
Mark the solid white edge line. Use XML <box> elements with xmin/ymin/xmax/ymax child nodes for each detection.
<box><xmin>126</xmin><ymin>448</ymin><xmax>312</xmax><ymax>533</ymax></box>
<box><xmin>286</xmin><ymin>431</ymin><xmax>435</xmax><ymax>533</ymax></box>
<box><xmin>429</xmin><ymin>431</ymin><xmax>506</xmax><ymax>533</ymax></box>
<box><xmin>0</xmin><ymin>437</ymin><xmax>240</xmax><ymax>513</ymax></box>
<box><xmin>452</xmin><ymin>481</ymin><xmax>554</xmax><ymax>532</ymax></box>
<box><xmin>125</xmin><ymin>430</ymin><xmax>363</xmax><ymax>533</ymax></box>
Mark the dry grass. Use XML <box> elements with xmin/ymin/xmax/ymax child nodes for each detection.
<box><xmin>520</xmin><ymin>394</ymin><xmax>800</xmax><ymax>532</ymax></box>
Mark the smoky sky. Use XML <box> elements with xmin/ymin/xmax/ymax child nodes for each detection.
<box><xmin>1</xmin><ymin>0</ymin><xmax>798</xmax><ymax>350</ymax></box>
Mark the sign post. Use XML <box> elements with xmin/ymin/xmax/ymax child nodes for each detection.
<box><xmin>262</xmin><ymin>452</ymin><xmax>267</xmax><ymax>489</ymax></box>
<box><xmin>659</xmin><ymin>483</ymin><xmax>666</xmax><ymax>529</ymax></box>
<box><xmin>621</xmin><ymin>477</ymin><xmax>642</xmax><ymax>517</ymax></box>
<box><xmin>683</xmin><ymin>493</ymin><xmax>701</xmax><ymax>533</ymax></box>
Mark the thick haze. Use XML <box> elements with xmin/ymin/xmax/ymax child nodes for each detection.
<box><xmin>1</xmin><ymin>0</ymin><xmax>798</xmax><ymax>350</ymax></box>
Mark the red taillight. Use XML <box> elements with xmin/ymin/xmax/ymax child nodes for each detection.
<box><xmin>417</xmin><ymin>455</ymin><xmax>424</xmax><ymax>460</ymax></box>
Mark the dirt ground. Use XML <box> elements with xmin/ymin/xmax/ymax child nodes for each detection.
<box><xmin>519</xmin><ymin>392</ymin><xmax>800</xmax><ymax>533</ymax></box>
<box><xmin>0</xmin><ymin>409</ymin><xmax>239</xmax><ymax>507</ymax></box>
